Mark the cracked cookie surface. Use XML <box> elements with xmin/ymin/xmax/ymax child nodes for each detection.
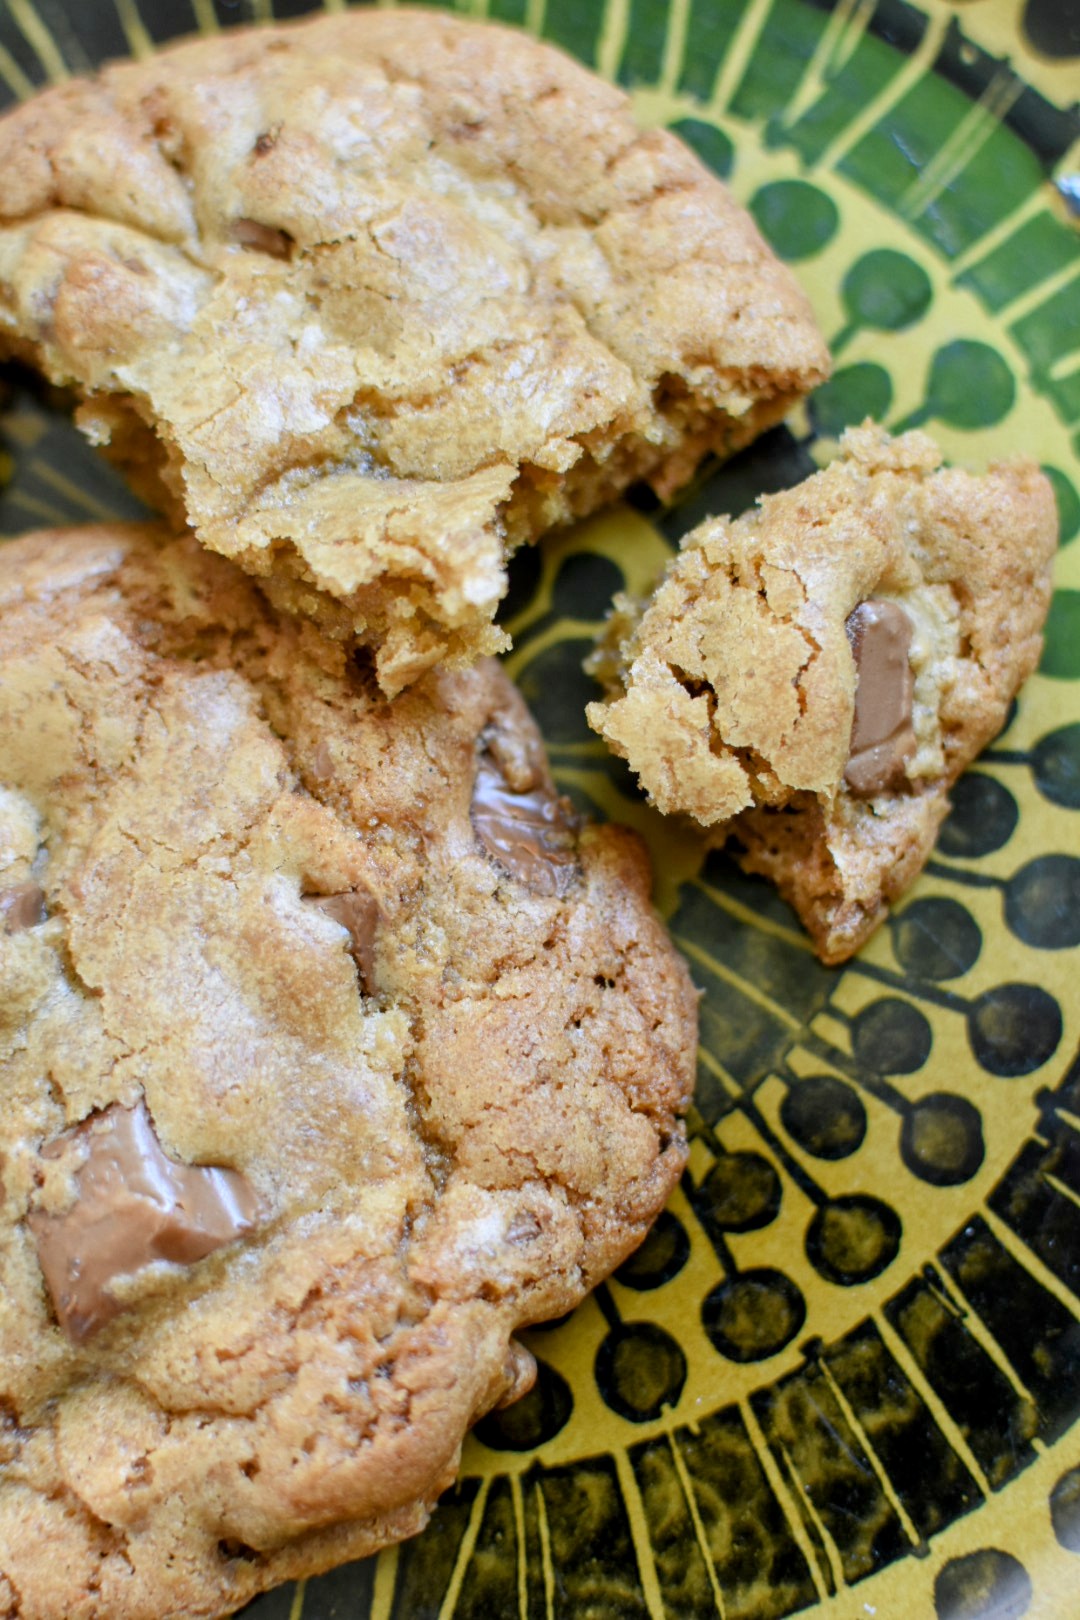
<box><xmin>0</xmin><ymin>524</ymin><xmax>696</xmax><ymax>1619</ymax></box>
<box><xmin>0</xmin><ymin>8</ymin><xmax>828</xmax><ymax>694</ymax></box>
<box><xmin>586</xmin><ymin>425</ymin><xmax>1056</xmax><ymax>961</ymax></box>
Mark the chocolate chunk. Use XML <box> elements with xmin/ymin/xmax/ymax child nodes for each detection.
<box><xmin>252</xmin><ymin>125</ymin><xmax>281</xmax><ymax>157</ymax></box>
<box><xmin>307</xmin><ymin>890</ymin><xmax>380</xmax><ymax>991</ymax></box>
<box><xmin>229</xmin><ymin>218</ymin><xmax>294</xmax><ymax>259</ymax></box>
<box><xmin>0</xmin><ymin>881</ymin><xmax>46</xmax><ymax>933</ymax></box>
<box><xmin>471</xmin><ymin>741</ymin><xmax>578</xmax><ymax>897</ymax></box>
<box><xmin>30</xmin><ymin>1101</ymin><xmax>260</xmax><ymax>1343</ymax></box>
<box><xmin>844</xmin><ymin>598</ymin><xmax>916</xmax><ymax>797</ymax></box>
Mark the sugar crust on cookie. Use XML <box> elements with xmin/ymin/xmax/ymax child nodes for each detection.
<box><xmin>586</xmin><ymin>424</ymin><xmax>1057</xmax><ymax>961</ymax></box>
<box><xmin>0</xmin><ymin>8</ymin><xmax>828</xmax><ymax>693</ymax></box>
<box><xmin>0</xmin><ymin>524</ymin><xmax>697</xmax><ymax>1618</ymax></box>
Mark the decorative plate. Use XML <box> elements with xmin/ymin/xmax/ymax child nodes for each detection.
<box><xmin>1</xmin><ymin>0</ymin><xmax>1078</xmax><ymax>1616</ymax></box>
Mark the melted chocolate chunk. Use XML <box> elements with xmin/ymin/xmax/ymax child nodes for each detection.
<box><xmin>0</xmin><ymin>881</ymin><xmax>46</xmax><ymax>933</ymax></box>
<box><xmin>30</xmin><ymin>1102</ymin><xmax>260</xmax><ymax>1343</ymax></box>
<box><xmin>471</xmin><ymin>741</ymin><xmax>578</xmax><ymax>898</ymax></box>
<box><xmin>252</xmin><ymin>125</ymin><xmax>281</xmax><ymax>157</ymax></box>
<box><xmin>307</xmin><ymin>889</ymin><xmax>380</xmax><ymax>991</ymax></box>
<box><xmin>844</xmin><ymin>599</ymin><xmax>917</xmax><ymax>797</ymax></box>
<box><xmin>229</xmin><ymin>218</ymin><xmax>294</xmax><ymax>259</ymax></box>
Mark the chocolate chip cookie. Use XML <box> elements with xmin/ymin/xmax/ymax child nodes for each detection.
<box><xmin>0</xmin><ymin>8</ymin><xmax>828</xmax><ymax>694</ymax></box>
<box><xmin>0</xmin><ymin>524</ymin><xmax>697</xmax><ymax>1617</ymax></box>
<box><xmin>586</xmin><ymin>425</ymin><xmax>1057</xmax><ymax>961</ymax></box>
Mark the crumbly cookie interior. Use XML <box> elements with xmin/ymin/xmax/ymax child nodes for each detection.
<box><xmin>0</xmin><ymin>9</ymin><xmax>828</xmax><ymax>691</ymax></box>
<box><xmin>586</xmin><ymin>425</ymin><xmax>1057</xmax><ymax>960</ymax></box>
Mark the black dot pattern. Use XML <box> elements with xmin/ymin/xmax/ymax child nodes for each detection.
<box><xmin>614</xmin><ymin>1210</ymin><xmax>690</xmax><ymax>1291</ymax></box>
<box><xmin>901</xmin><ymin>1094</ymin><xmax>986</xmax><ymax>1186</ymax></box>
<box><xmin>1004</xmin><ymin>855</ymin><xmax>1080</xmax><ymax>949</ymax></box>
<box><xmin>1050</xmin><ymin>1464</ymin><xmax>1080</xmax><ymax>1554</ymax></box>
<box><xmin>694</xmin><ymin>1151</ymin><xmax>782</xmax><ymax>1233</ymax></box>
<box><xmin>594</xmin><ymin>1322</ymin><xmax>687</xmax><ymax>1422</ymax></box>
<box><xmin>701</xmin><ymin>1270</ymin><xmax>807</xmax><ymax>1363</ymax></box>
<box><xmin>939</xmin><ymin>773</ymin><xmax>1019</xmax><ymax>856</ymax></box>
<box><xmin>474</xmin><ymin>1359</ymin><xmax>573</xmax><ymax>1452</ymax></box>
<box><xmin>933</xmin><ymin>1548</ymin><xmax>1032</xmax><ymax>1619</ymax></box>
<box><xmin>1032</xmin><ymin>724</ymin><xmax>1080</xmax><ymax>809</ymax></box>
<box><xmin>805</xmin><ymin>1195</ymin><xmax>902</xmax><ymax>1287</ymax></box>
<box><xmin>781</xmin><ymin>1075</ymin><xmax>867</xmax><ymax>1160</ymax></box>
<box><xmin>967</xmin><ymin>985</ymin><xmax>1063</xmax><ymax>1077</ymax></box>
<box><xmin>891</xmin><ymin>897</ymin><xmax>983</xmax><ymax>980</ymax></box>
<box><xmin>851</xmin><ymin>998</ymin><xmax>933</xmax><ymax>1074</ymax></box>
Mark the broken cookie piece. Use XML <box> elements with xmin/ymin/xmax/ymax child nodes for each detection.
<box><xmin>587</xmin><ymin>424</ymin><xmax>1056</xmax><ymax>961</ymax></box>
<box><xmin>0</xmin><ymin>9</ymin><xmax>828</xmax><ymax>693</ymax></box>
<box><xmin>30</xmin><ymin>1100</ymin><xmax>260</xmax><ymax>1342</ymax></box>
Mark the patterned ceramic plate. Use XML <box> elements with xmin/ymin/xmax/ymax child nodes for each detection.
<box><xmin>1</xmin><ymin>0</ymin><xmax>1078</xmax><ymax>1616</ymax></box>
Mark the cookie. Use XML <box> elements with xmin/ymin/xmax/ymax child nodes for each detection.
<box><xmin>0</xmin><ymin>524</ymin><xmax>697</xmax><ymax>1618</ymax></box>
<box><xmin>0</xmin><ymin>8</ymin><xmax>828</xmax><ymax>694</ymax></box>
<box><xmin>586</xmin><ymin>425</ymin><xmax>1056</xmax><ymax>961</ymax></box>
